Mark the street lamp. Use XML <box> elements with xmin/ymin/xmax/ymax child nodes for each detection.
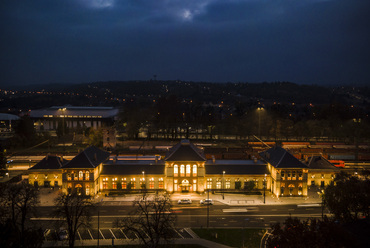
<box><xmin>222</xmin><ymin>171</ymin><xmax>225</xmax><ymax>200</ymax></box>
<box><xmin>257</xmin><ymin>107</ymin><xmax>263</xmax><ymax>138</ymax></box>
<box><xmin>59</xmin><ymin>107</ymin><xmax>66</xmax><ymax>153</ymax></box>
<box><xmin>263</xmin><ymin>174</ymin><xmax>267</xmax><ymax>204</ymax></box>
<box><xmin>317</xmin><ymin>190</ymin><xmax>324</xmax><ymax>220</ymax></box>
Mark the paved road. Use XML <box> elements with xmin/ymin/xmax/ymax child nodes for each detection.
<box><xmin>32</xmin><ymin>200</ymin><xmax>327</xmax><ymax>229</ymax></box>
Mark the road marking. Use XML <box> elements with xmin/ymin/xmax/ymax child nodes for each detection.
<box><xmin>104</xmin><ymin>221</ymin><xmax>113</xmax><ymax>224</ymax></box>
<box><xmin>120</xmin><ymin>229</ymin><xmax>128</xmax><ymax>239</ymax></box>
<box><xmin>174</xmin><ymin>229</ymin><xmax>184</xmax><ymax>239</ymax></box>
<box><xmin>99</xmin><ymin>229</ymin><xmax>105</xmax><ymax>239</ymax></box>
<box><xmin>297</xmin><ymin>204</ymin><xmax>320</xmax><ymax>207</ymax></box>
<box><xmin>110</xmin><ymin>229</ymin><xmax>116</xmax><ymax>239</ymax></box>
<box><xmin>88</xmin><ymin>229</ymin><xmax>93</xmax><ymax>240</ymax></box>
<box><xmin>223</xmin><ymin>209</ymin><xmax>248</xmax><ymax>212</ymax></box>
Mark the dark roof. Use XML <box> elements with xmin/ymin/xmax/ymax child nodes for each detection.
<box><xmin>307</xmin><ymin>156</ymin><xmax>340</xmax><ymax>170</ymax></box>
<box><xmin>101</xmin><ymin>164</ymin><xmax>165</xmax><ymax>175</ymax></box>
<box><xmin>205</xmin><ymin>162</ymin><xmax>268</xmax><ymax>175</ymax></box>
<box><xmin>259</xmin><ymin>146</ymin><xmax>308</xmax><ymax>169</ymax></box>
<box><xmin>165</xmin><ymin>140</ymin><xmax>206</xmax><ymax>162</ymax></box>
<box><xmin>62</xmin><ymin>146</ymin><xmax>110</xmax><ymax>169</ymax></box>
<box><xmin>29</xmin><ymin>155</ymin><xmax>64</xmax><ymax>170</ymax></box>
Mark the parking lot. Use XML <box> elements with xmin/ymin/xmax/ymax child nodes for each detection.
<box><xmin>44</xmin><ymin>228</ymin><xmax>193</xmax><ymax>241</ymax></box>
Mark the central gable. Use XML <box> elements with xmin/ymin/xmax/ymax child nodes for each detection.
<box><xmin>165</xmin><ymin>140</ymin><xmax>206</xmax><ymax>162</ymax></box>
<box><xmin>259</xmin><ymin>146</ymin><xmax>308</xmax><ymax>169</ymax></box>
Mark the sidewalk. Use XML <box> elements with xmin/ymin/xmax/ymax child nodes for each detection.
<box><xmin>37</xmin><ymin>188</ymin><xmax>322</xmax><ymax>207</ymax></box>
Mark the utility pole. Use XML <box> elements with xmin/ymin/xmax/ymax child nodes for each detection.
<box><xmin>222</xmin><ymin>171</ymin><xmax>225</xmax><ymax>200</ymax></box>
<box><xmin>207</xmin><ymin>189</ymin><xmax>209</xmax><ymax>228</ymax></box>
<box><xmin>264</xmin><ymin>174</ymin><xmax>267</xmax><ymax>204</ymax></box>
<box><xmin>97</xmin><ymin>210</ymin><xmax>100</xmax><ymax>247</ymax></box>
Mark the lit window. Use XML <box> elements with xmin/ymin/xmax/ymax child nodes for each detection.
<box><xmin>174</xmin><ymin>164</ymin><xmax>178</xmax><ymax>177</ymax></box>
<box><xmin>149</xmin><ymin>178</ymin><xmax>154</xmax><ymax>189</ymax></box>
<box><xmin>216</xmin><ymin>180</ymin><xmax>221</xmax><ymax>189</ymax></box>
<box><xmin>112</xmin><ymin>181</ymin><xmax>117</xmax><ymax>189</ymax></box>
<box><xmin>206</xmin><ymin>178</ymin><xmax>212</xmax><ymax>189</ymax></box>
<box><xmin>103</xmin><ymin>181</ymin><xmax>108</xmax><ymax>189</ymax></box>
<box><xmin>174</xmin><ymin>179</ymin><xmax>178</xmax><ymax>191</ymax></box>
<box><xmin>79</xmin><ymin>171</ymin><xmax>84</xmax><ymax>180</ymax></box>
<box><xmin>180</xmin><ymin>165</ymin><xmax>185</xmax><ymax>177</ymax></box>
<box><xmin>193</xmin><ymin>165</ymin><xmax>197</xmax><ymax>176</ymax></box>
<box><xmin>193</xmin><ymin>179</ymin><xmax>197</xmax><ymax>191</ymax></box>
<box><xmin>85</xmin><ymin>171</ymin><xmax>90</xmax><ymax>180</ymax></box>
<box><xmin>226</xmin><ymin>180</ymin><xmax>231</xmax><ymax>189</ymax></box>
<box><xmin>186</xmin><ymin>165</ymin><xmax>191</xmax><ymax>177</ymax></box>
<box><xmin>86</xmin><ymin>185</ymin><xmax>90</xmax><ymax>195</ymax></box>
<box><xmin>159</xmin><ymin>178</ymin><xmax>164</xmax><ymax>189</ymax></box>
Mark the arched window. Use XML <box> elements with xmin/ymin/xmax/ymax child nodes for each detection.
<box><xmin>86</xmin><ymin>185</ymin><xmax>90</xmax><ymax>195</ymax></box>
<box><xmin>174</xmin><ymin>164</ymin><xmax>178</xmax><ymax>177</ymax></box>
<box><xmin>75</xmin><ymin>184</ymin><xmax>82</xmax><ymax>195</ymax></box>
<box><xmin>180</xmin><ymin>165</ymin><xmax>185</xmax><ymax>177</ymax></box>
<box><xmin>78</xmin><ymin>171</ymin><xmax>83</xmax><ymax>180</ymax></box>
<box><xmin>186</xmin><ymin>164</ymin><xmax>191</xmax><ymax>177</ymax></box>
<box><xmin>85</xmin><ymin>171</ymin><xmax>90</xmax><ymax>180</ymax></box>
<box><xmin>192</xmin><ymin>165</ymin><xmax>197</xmax><ymax>176</ymax></box>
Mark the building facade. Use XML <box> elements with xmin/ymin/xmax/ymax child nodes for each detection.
<box><xmin>28</xmin><ymin>140</ymin><xmax>339</xmax><ymax>197</ymax></box>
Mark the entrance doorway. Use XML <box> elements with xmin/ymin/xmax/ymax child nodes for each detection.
<box><xmin>180</xmin><ymin>179</ymin><xmax>191</xmax><ymax>192</ymax></box>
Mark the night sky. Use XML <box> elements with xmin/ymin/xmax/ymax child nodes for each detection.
<box><xmin>1</xmin><ymin>0</ymin><xmax>369</xmax><ymax>87</ymax></box>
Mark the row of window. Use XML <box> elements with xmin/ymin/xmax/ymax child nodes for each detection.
<box><xmin>67</xmin><ymin>171</ymin><xmax>90</xmax><ymax>181</ymax></box>
<box><xmin>174</xmin><ymin>164</ymin><xmax>197</xmax><ymax>177</ymax></box>
<box><xmin>280</xmin><ymin>170</ymin><xmax>302</xmax><ymax>180</ymax></box>
<box><xmin>102</xmin><ymin>177</ymin><xmax>164</xmax><ymax>190</ymax></box>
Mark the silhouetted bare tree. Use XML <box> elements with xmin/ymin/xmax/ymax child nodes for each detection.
<box><xmin>115</xmin><ymin>194</ymin><xmax>176</xmax><ymax>248</ymax></box>
<box><xmin>54</xmin><ymin>193</ymin><xmax>95</xmax><ymax>248</ymax></box>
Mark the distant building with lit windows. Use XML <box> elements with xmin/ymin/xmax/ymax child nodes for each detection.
<box><xmin>29</xmin><ymin>105</ymin><xmax>119</xmax><ymax>131</ymax></box>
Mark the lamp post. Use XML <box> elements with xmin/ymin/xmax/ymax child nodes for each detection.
<box><xmin>60</xmin><ymin>107</ymin><xmax>66</xmax><ymax>153</ymax></box>
<box><xmin>207</xmin><ymin>189</ymin><xmax>210</xmax><ymax>228</ymax></box>
<box><xmin>142</xmin><ymin>171</ymin><xmax>145</xmax><ymax>187</ymax></box>
<box><xmin>263</xmin><ymin>174</ymin><xmax>267</xmax><ymax>204</ymax></box>
<box><xmin>257</xmin><ymin>107</ymin><xmax>263</xmax><ymax>138</ymax></box>
<box><xmin>222</xmin><ymin>171</ymin><xmax>225</xmax><ymax>200</ymax></box>
<box><xmin>317</xmin><ymin>190</ymin><xmax>324</xmax><ymax>220</ymax></box>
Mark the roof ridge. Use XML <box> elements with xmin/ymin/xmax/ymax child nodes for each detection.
<box><xmin>83</xmin><ymin>148</ymin><xmax>95</xmax><ymax>167</ymax></box>
<box><xmin>276</xmin><ymin>149</ymin><xmax>286</xmax><ymax>167</ymax></box>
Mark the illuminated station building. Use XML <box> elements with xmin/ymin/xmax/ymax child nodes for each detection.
<box><xmin>29</xmin><ymin>105</ymin><xmax>119</xmax><ymax>131</ymax></box>
<box><xmin>27</xmin><ymin>140</ymin><xmax>339</xmax><ymax>197</ymax></box>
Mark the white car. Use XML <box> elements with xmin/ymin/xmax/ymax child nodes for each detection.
<box><xmin>58</xmin><ymin>228</ymin><xmax>68</xmax><ymax>241</ymax></box>
<box><xmin>200</xmin><ymin>199</ymin><xmax>213</xmax><ymax>205</ymax></box>
<box><xmin>178</xmin><ymin>199</ymin><xmax>192</xmax><ymax>204</ymax></box>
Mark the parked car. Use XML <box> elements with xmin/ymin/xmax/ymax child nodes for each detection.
<box><xmin>178</xmin><ymin>198</ymin><xmax>192</xmax><ymax>204</ymax></box>
<box><xmin>200</xmin><ymin>199</ymin><xmax>213</xmax><ymax>205</ymax></box>
<box><xmin>58</xmin><ymin>228</ymin><xmax>68</xmax><ymax>241</ymax></box>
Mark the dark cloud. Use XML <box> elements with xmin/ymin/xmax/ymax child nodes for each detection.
<box><xmin>0</xmin><ymin>0</ymin><xmax>369</xmax><ymax>86</ymax></box>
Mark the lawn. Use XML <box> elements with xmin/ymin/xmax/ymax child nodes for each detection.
<box><xmin>192</xmin><ymin>228</ymin><xmax>265</xmax><ymax>248</ymax></box>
